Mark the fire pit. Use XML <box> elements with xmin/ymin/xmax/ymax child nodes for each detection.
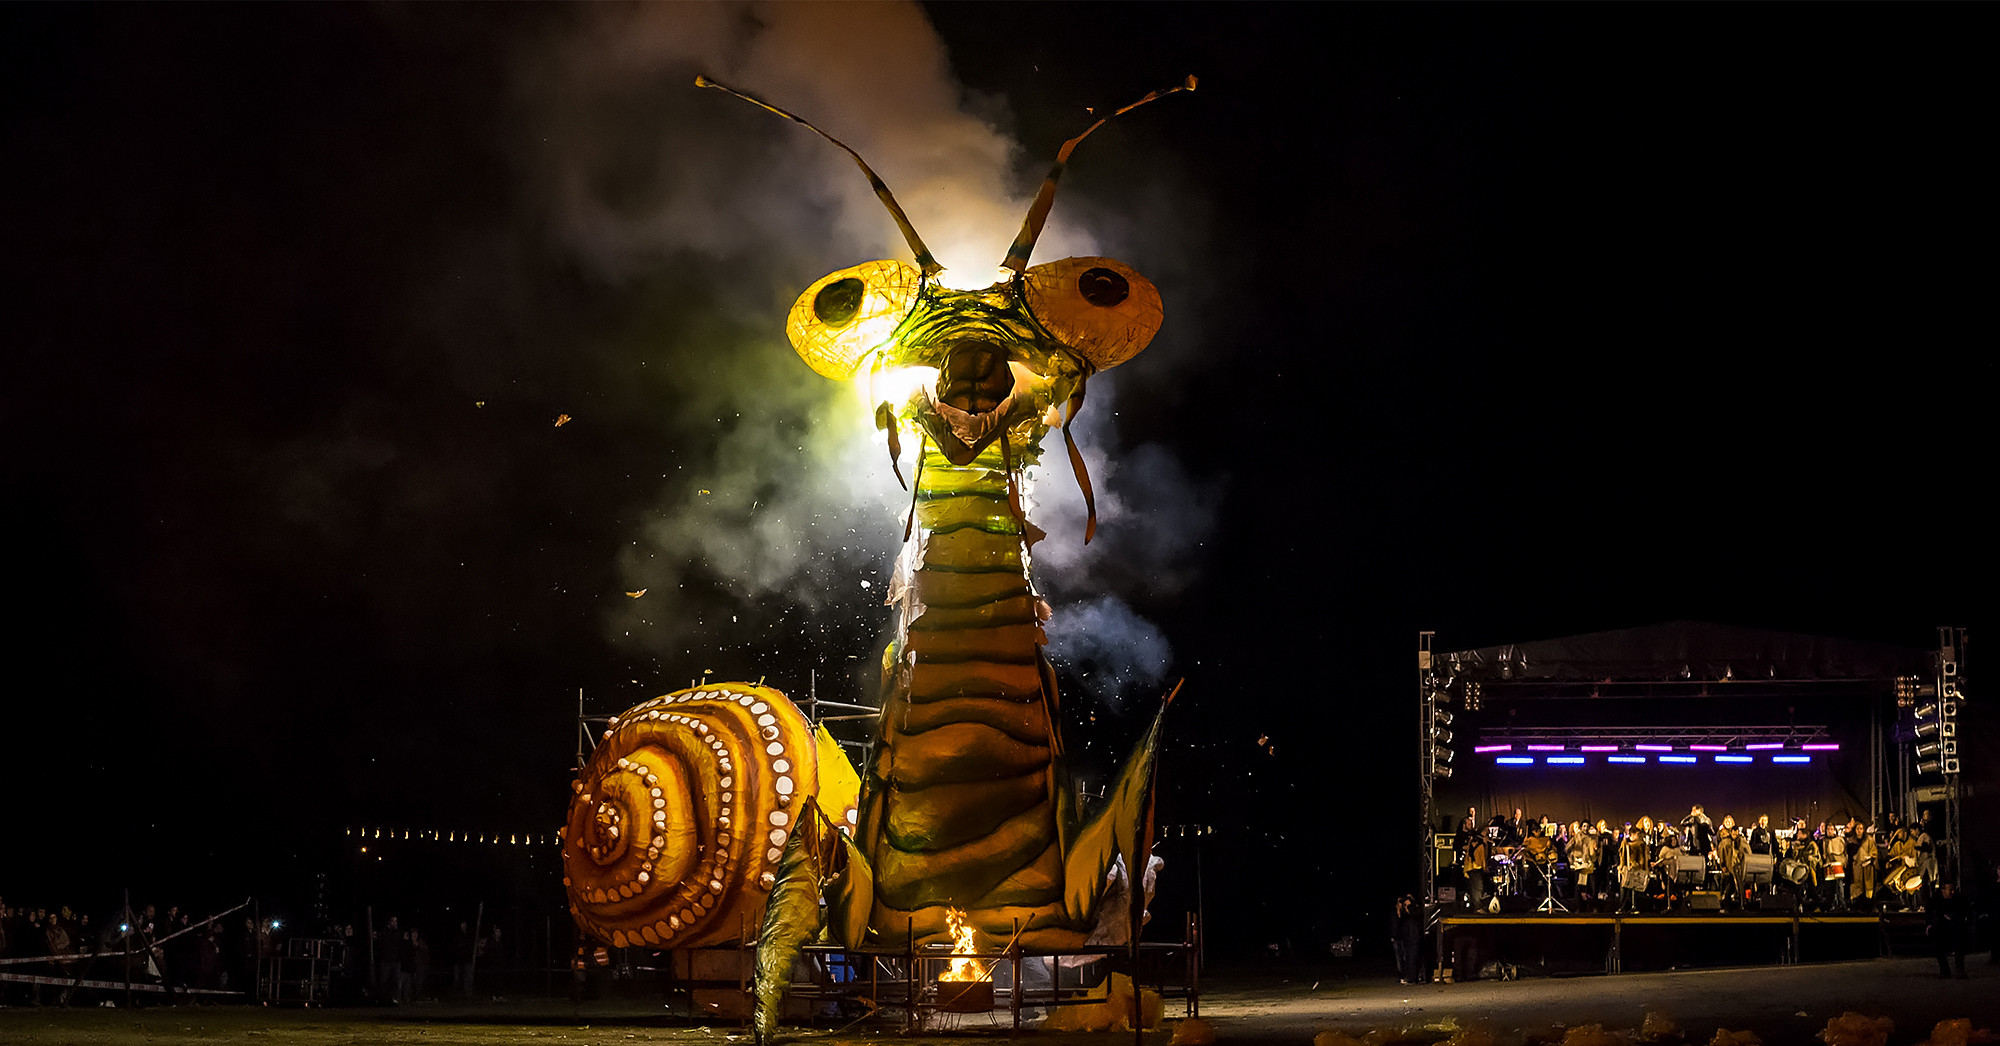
<box><xmin>934</xmin><ymin>977</ymin><xmax>995</xmax><ymax>1013</ymax></box>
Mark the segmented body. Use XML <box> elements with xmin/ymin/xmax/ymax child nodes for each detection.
<box><xmin>860</xmin><ymin>439</ymin><xmax>1083</xmax><ymax>948</ymax></box>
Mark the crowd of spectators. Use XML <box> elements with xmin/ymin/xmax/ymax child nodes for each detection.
<box><xmin>3</xmin><ymin>896</ymin><xmax>521</xmax><ymax>1007</ymax></box>
<box><xmin>0</xmin><ymin>896</ymin><xmax>262</xmax><ymax>1005</ymax></box>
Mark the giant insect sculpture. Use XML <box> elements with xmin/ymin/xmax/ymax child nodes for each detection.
<box><xmin>561</xmin><ymin>75</ymin><xmax>1194</xmax><ymax>1038</ymax></box>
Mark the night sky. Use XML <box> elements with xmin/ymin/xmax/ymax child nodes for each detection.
<box><xmin>3</xmin><ymin>4</ymin><xmax>1985</xmax><ymax>945</ymax></box>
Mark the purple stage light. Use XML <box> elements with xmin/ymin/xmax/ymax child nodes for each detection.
<box><xmin>1579</xmin><ymin>745</ymin><xmax>1619</xmax><ymax>752</ymax></box>
<box><xmin>1745</xmin><ymin>743</ymin><xmax>1784</xmax><ymax>751</ymax></box>
<box><xmin>1526</xmin><ymin>744</ymin><xmax>1565</xmax><ymax>752</ymax></box>
<box><xmin>1635</xmin><ymin>744</ymin><xmax>1672</xmax><ymax>752</ymax></box>
<box><xmin>1802</xmin><ymin>743</ymin><xmax>1839</xmax><ymax>751</ymax></box>
<box><xmin>1474</xmin><ymin>744</ymin><xmax>1513</xmax><ymax>754</ymax></box>
<box><xmin>1690</xmin><ymin>744</ymin><xmax>1726</xmax><ymax>752</ymax></box>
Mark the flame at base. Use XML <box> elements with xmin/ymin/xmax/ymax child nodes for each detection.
<box><xmin>939</xmin><ymin>907</ymin><xmax>991</xmax><ymax>982</ymax></box>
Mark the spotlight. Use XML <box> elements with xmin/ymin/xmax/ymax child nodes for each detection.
<box><xmin>1430</xmin><ymin>726</ymin><xmax>1454</xmax><ymax>744</ymax></box>
<box><xmin>1432</xmin><ymin>764</ymin><xmax>1453</xmax><ymax>780</ymax></box>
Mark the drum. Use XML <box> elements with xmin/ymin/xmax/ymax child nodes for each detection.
<box><xmin>1620</xmin><ymin>865</ymin><xmax>1650</xmax><ymax>892</ymax></box>
<box><xmin>1743</xmin><ymin>853</ymin><xmax>1776</xmax><ymax>879</ymax></box>
<box><xmin>1824</xmin><ymin>862</ymin><xmax>1845</xmax><ymax>879</ymax></box>
<box><xmin>1522</xmin><ymin>835</ymin><xmax>1555</xmax><ymax>865</ymax></box>
<box><xmin>1778</xmin><ymin>858</ymin><xmax>1810</xmax><ymax>884</ymax></box>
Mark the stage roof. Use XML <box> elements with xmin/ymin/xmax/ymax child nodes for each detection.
<box><xmin>1440</xmin><ymin>621</ymin><xmax>1930</xmax><ymax>698</ymax></box>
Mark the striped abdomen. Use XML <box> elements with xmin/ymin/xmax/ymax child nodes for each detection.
<box><xmin>861</xmin><ymin>442</ymin><xmax>1083</xmax><ymax>948</ymax></box>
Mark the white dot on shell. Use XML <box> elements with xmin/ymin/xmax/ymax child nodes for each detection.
<box><xmin>768</xmin><ymin>828</ymin><xmax>787</xmax><ymax>846</ymax></box>
<box><xmin>846</xmin><ymin>809</ymin><xmax>858</xmax><ymax>824</ymax></box>
<box><xmin>739</xmin><ymin>695</ymin><xmax>754</xmax><ymax>706</ymax></box>
<box><xmin>774</xmin><ymin>777</ymin><xmax>794</xmax><ymax>795</ymax></box>
<box><xmin>770</xmin><ymin>811</ymin><xmax>789</xmax><ymax>826</ymax></box>
<box><xmin>767</xmin><ymin>742</ymin><xmax>784</xmax><ymax>756</ymax></box>
<box><xmin>765</xmin><ymin>848</ymin><xmax>782</xmax><ymax>862</ymax></box>
<box><xmin>720</xmin><ymin>777</ymin><xmax>733</xmax><ymax>788</ymax></box>
<box><xmin>759</xmin><ymin>871</ymin><xmax>776</xmax><ymax>888</ymax></box>
<box><xmin>757</xmin><ymin>713</ymin><xmax>776</xmax><ymax>727</ymax></box>
<box><xmin>774</xmin><ymin>759</ymin><xmax>790</xmax><ymax>773</ymax></box>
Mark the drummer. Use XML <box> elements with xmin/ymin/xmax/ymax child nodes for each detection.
<box><xmin>1821</xmin><ymin>821</ymin><xmax>1849</xmax><ymax>912</ymax></box>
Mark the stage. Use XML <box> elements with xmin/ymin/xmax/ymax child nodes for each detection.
<box><xmin>1434</xmin><ymin>909</ymin><xmax>1926</xmax><ymax>976</ymax></box>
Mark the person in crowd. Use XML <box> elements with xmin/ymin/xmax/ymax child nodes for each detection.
<box><xmin>397</xmin><ymin>927</ymin><xmax>418</xmax><ymax>1003</ymax></box>
<box><xmin>1390</xmin><ymin>895</ymin><xmax>1423</xmax><ymax>984</ymax></box>
<box><xmin>375</xmin><ymin>915</ymin><xmax>403</xmax><ymax>1003</ymax></box>
<box><xmin>452</xmin><ymin>921</ymin><xmax>476</xmax><ymax>997</ymax></box>
<box><xmin>415</xmin><ymin>928</ymin><xmax>435</xmax><ymax>1001</ymax></box>
<box><xmin>1928</xmin><ymin>881</ymin><xmax>1969</xmax><ymax>978</ymax></box>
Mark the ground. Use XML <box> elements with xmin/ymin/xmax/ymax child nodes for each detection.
<box><xmin>2</xmin><ymin>959</ymin><xmax>1995</xmax><ymax>1045</ymax></box>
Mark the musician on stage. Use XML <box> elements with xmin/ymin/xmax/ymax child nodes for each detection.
<box><xmin>1654</xmin><ymin>826</ymin><xmax>1687</xmax><ymax>909</ymax></box>
<box><xmin>1617</xmin><ymin>825</ymin><xmax>1650</xmax><ymax>913</ymax></box>
<box><xmin>1913</xmin><ymin>817</ymin><xmax>1938</xmax><ymax>909</ymax></box>
<box><xmin>1456</xmin><ymin>814</ymin><xmax>1491</xmax><ymax>910</ymax></box>
<box><xmin>1567</xmin><ymin>820</ymin><xmax>1600</xmax><ymax>907</ymax></box>
<box><xmin>1787</xmin><ymin>818</ymin><xmax>1821</xmax><ymax>910</ymax></box>
<box><xmin>1747</xmin><ymin>814</ymin><xmax>1776</xmax><ymax>857</ymax></box>
<box><xmin>1715</xmin><ymin>815</ymin><xmax>1747</xmax><ymax>902</ymax></box>
<box><xmin>1680</xmin><ymin>804</ymin><xmax>1716</xmax><ymax>859</ymax></box>
<box><xmin>1849</xmin><ymin>819</ymin><xmax>1879</xmax><ymax>909</ymax></box>
<box><xmin>1821</xmin><ymin>821</ymin><xmax>1849</xmax><ymax>912</ymax></box>
<box><xmin>1886</xmin><ymin>817</ymin><xmax>1919</xmax><ymax>911</ymax></box>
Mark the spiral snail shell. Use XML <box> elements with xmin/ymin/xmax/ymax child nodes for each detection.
<box><xmin>562</xmin><ymin>682</ymin><xmax>850</xmax><ymax>949</ymax></box>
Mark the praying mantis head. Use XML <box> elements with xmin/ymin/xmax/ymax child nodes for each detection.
<box><xmin>699</xmin><ymin>76</ymin><xmax>1193</xmax><ymax>537</ymax></box>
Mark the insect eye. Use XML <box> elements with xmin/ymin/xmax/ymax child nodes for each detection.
<box><xmin>788</xmin><ymin>260</ymin><xmax>922</xmax><ymax>380</ymax></box>
<box><xmin>1022</xmin><ymin>256</ymin><xmax>1161</xmax><ymax>371</ymax></box>
<box><xmin>1076</xmin><ymin>267</ymin><xmax>1129</xmax><ymax>307</ymax></box>
<box><xmin>813</xmin><ymin>278</ymin><xmax>866</xmax><ymax>325</ymax></box>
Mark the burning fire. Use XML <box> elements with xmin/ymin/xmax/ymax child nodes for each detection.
<box><xmin>939</xmin><ymin>907</ymin><xmax>990</xmax><ymax>982</ymax></box>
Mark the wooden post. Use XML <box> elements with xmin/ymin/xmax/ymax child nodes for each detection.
<box><xmin>469</xmin><ymin>901</ymin><xmax>485</xmax><ymax>998</ymax></box>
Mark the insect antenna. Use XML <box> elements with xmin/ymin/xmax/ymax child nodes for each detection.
<box><xmin>695</xmin><ymin>75</ymin><xmax>944</xmax><ymax>277</ymax></box>
<box><xmin>1001</xmin><ymin>75</ymin><xmax>1197</xmax><ymax>273</ymax></box>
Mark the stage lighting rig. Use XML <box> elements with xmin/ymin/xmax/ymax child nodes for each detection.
<box><xmin>1426</xmin><ymin>679</ymin><xmax>1456</xmax><ymax>780</ymax></box>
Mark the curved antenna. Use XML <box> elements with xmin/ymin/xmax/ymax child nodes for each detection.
<box><xmin>696</xmin><ymin>75</ymin><xmax>944</xmax><ymax>277</ymax></box>
<box><xmin>1002</xmin><ymin>75</ymin><xmax>1197</xmax><ymax>274</ymax></box>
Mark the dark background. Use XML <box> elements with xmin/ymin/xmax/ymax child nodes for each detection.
<box><xmin>2</xmin><ymin>3</ymin><xmax>1985</xmax><ymax>956</ymax></box>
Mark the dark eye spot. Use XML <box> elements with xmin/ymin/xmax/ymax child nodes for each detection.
<box><xmin>1077</xmin><ymin>267</ymin><xmax>1130</xmax><ymax>308</ymax></box>
<box><xmin>813</xmin><ymin>277</ymin><xmax>866</xmax><ymax>325</ymax></box>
